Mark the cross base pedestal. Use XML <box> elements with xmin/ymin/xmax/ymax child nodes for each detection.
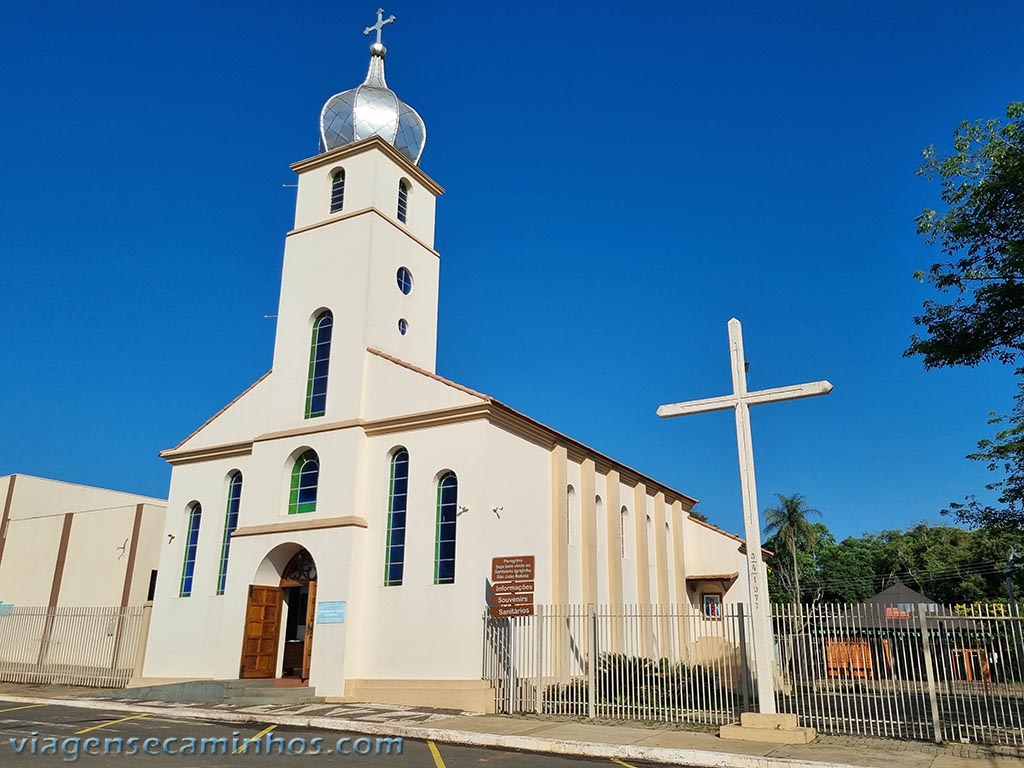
<box><xmin>719</xmin><ymin>713</ymin><xmax>816</xmax><ymax>744</ymax></box>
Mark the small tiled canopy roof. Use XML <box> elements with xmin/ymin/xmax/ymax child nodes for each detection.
<box><xmin>685</xmin><ymin>572</ymin><xmax>739</xmax><ymax>583</ymax></box>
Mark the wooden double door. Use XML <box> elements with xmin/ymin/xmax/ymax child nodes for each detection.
<box><xmin>240</xmin><ymin>580</ymin><xmax>317</xmax><ymax>680</ymax></box>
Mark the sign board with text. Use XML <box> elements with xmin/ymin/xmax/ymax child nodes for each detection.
<box><xmin>493</xmin><ymin>593</ymin><xmax>533</xmax><ymax>607</ymax></box>
<box><xmin>490</xmin><ymin>555</ymin><xmax>536</xmax><ymax>618</ymax></box>
<box><xmin>493</xmin><ymin>604</ymin><xmax>534</xmax><ymax>618</ymax></box>
<box><xmin>492</xmin><ymin>580</ymin><xmax>535</xmax><ymax>595</ymax></box>
<box><xmin>316</xmin><ymin>601</ymin><xmax>346</xmax><ymax>624</ymax></box>
<box><xmin>491</xmin><ymin>555</ymin><xmax>535</xmax><ymax>583</ymax></box>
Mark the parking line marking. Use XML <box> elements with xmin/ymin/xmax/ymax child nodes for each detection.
<box><xmin>74</xmin><ymin>713</ymin><xmax>150</xmax><ymax>734</ymax></box>
<box><xmin>427</xmin><ymin>740</ymin><xmax>447</xmax><ymax>768</ymax></box>
<box><xmin>611</xmin><ymin>759</ymin><xmax>641</xmax><ymax>768</ymax></box>
<box><xmin>235</xmin><ymin>724</ymin><xmax>276</xmax><ymax>754</ymax></box>
<box><xmin>0</xmin><ymin>704</ymin><xmax>46</xmax><ymax>714</ymax></box>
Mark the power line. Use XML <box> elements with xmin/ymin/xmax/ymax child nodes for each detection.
<box><xmin>779</xmin><ymin>559</ymin><xmax>1009</xmax><ymax>593</ymax></box>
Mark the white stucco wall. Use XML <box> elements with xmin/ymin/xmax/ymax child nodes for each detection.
<box><xmin>175</xmin><ymin>375</ymin><xmax>272</xmax><ymax>454</ymax></box>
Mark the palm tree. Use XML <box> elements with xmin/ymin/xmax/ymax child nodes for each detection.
<box><xmin>763</xmin><ymin>493</ymin><xmax>821</xmax><ymax>604</ymax></box>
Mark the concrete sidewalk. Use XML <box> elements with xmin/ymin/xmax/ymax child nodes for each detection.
<box><xmin>0</xmin><ymin>686</ymin><xmax>1020</xmax><ymax>768</ymax></box>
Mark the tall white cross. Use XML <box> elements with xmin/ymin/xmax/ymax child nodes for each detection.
<box><xmin>364</xmin><ymin>8</ymin><xmax>396</xmax><ymax>45</ymax></box>
<box><xmin>657</xmin><ymin>318</ymin><xmax>832</xmax><ymax>714</ymax></box>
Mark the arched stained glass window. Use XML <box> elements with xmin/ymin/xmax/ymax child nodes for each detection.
<box><xmin>289</xmin><ymin>449</ymin><xmax>320</xmax><ymax>515</ymax></box>
<box><xmin>434</xmin><ymin>472</ymin><xmax>458</xmax><ymax>584</ymax></box>
<box><xmin>282</xmin><ymin>549</ymin><xmax>317</xmax><ymax>581</ymax></box>
<box><xmin>216</xmin><ymin>472</ymin><xmax>242</xmax><ymax>595</ymax></box>
<box><xmin>397</xmin><ymin>180</ymin><xmax>409</xmax><ymax>223</ymax></box>
<box><xmin>384</xmin><ymin>449</ymin><xmax>409</xmax><ymax>586</ymax></box>
<box><xmin>330</xmin><ymin>169</ymin><xmax>345</xmax><ymax>213</ymax></box>
<box><xmin>305</xmin><ymin>311</ymin><xmax>333</xmax><ymax>418</ymax></box>
<box><xmin>180</xmin><ymin>503</ymin><xmax>202</xmax><ymax>597</ymax></box>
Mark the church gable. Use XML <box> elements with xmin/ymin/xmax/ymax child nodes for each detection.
<box><xmin>362</xmin><ymin>348</ymin><xmax>488</xmax><ymax>420</ymax></box>
<box><xmin>163</xmin><ymin>371</ymin><xmax>272</xmax><ymax>456</ymax></box>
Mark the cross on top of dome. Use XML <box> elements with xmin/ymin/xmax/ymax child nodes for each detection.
<box><xmin>364</xmin><ymin>8</ymin><xmax>396</xmax><ymax>49</ymax></box>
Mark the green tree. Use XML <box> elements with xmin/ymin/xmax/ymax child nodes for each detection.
<box><xmin>947</xmin><ymin>384</ymin><xmax>1024</xmax><ymax>533</ymax></box>
<box><xmin>763</xmin><ymin>493</ymin><xmax>821</xmax><ymax>603</ymax></box>
<box><xmin>906</xmin><ymin>102</ymin><xmax>1024</xmax><ymax>533</ymax></box>
<box><xmin>907</xmin><ymin>102</ymin><xmax>1024</xmax><ymax>370</ymax></box>
<box><xmin>814</xmin><ymin>533</ymin><xmax>885</xmax><ymax>603</ymax></box>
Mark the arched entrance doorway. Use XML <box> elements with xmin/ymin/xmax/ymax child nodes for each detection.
<box><xmin>240</xmin><ymin>548</ymin><xmax>317</xmax><ymax>681</ymax></box>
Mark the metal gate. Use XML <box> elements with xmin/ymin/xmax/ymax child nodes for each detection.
<box><xmin>483</xmin><ymin>603</ymin><xmax>757</xmax><ymax>725</ymax></box>
<box><xmin>773</xmin><ymin>602</ymin><xmax>1024</xmax><ymax>746</ymax></box>
<box><xmin>0</xmin><ymin>605</ymin><xmax>150</xmax><ymax>688</ymax></box>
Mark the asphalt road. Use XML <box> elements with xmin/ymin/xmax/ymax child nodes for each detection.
<box><xmin>0</xmin><ymin>700</ymin><xmax>658</xmax><ymax>767</ymax></box>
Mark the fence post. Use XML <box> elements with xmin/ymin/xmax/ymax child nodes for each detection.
<box><xmin>535</xmin><ymin>605</ymin><xmax>544</xmax><ymax>714</ymax></box>
<box><xmin>130</xmin><ymin>605</ymin><xmax>153</xmax><ymax>683</ymax></box>
<box><xmin>507</xmin><ymin>616</ymin><xmax>515</xmax><ymax>714</ymax></box>
<box><xmin>737</xmin><ymin>602</ymin><xmax>751</xmax><ymax>712</ymax></box>
<box><xmin>917</xmin><ymin>603</ymin><xmax>942</xmax><ymax>743</ymax></box>
<box><xmin>587</xmin><ymin>603</ymin><xmax>597</xmax><ymax>719</ymax></box>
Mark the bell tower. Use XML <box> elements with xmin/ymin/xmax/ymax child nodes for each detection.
<box><xmin>266</xmin><ymin>12</ymin><xmax>443</xmax><ymax>432</ymax></box>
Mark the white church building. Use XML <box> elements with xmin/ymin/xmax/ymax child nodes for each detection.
<box><xmin>142</xmin><ymin>20</ymin><xmax>759</xmax><ymax>711</ymax></box>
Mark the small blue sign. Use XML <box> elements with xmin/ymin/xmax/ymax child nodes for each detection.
<box><xmin>0</xmin><ymin>603</ymin><xmax>13</xmax><ymax>616</ymax></box>
<box><xmin>317</xmin><ymin>601</ymin><xmax>346</xmax><ymax>624</ymax></box>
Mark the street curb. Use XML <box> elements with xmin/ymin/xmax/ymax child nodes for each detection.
<box><xmin>0</xmin><ymin>694</ymin><xmax>857</xmax><ymax>768</ymax></box>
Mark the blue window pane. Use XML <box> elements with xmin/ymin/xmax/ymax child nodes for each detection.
<box><xmin>436</xmin><ymin>559</ymin><xmax>455</xmax><ymax>583</ymax></box>
<box><xmin>309</xmin><ymin>392</ymin><xmax>326</xmax><ymax>416</ymax></box>
<box><xmin>390</xmin><ymin>526</ymin><xmax>406</xmax><ymax>547</ymax></box>
<box><xmin>440</xmin><ymin>483</ymin><xmax>457</xmax><ymax>507</ymax></box>
<box><xmin>396</xmin><ymin>268</ymin><xmax>413</xmax><ymax>295</ymax></box>
<box><xmin>387</xmin><ymin>561</ymin><xmax>404</xmax><ymax>584</ymax></box>
<box><xmin>392</xmin><ymin>475</ymin><xmax>408</xmax><ymax>497</ymax></box>
<box><xmin>317</xmin><ymin>315</ymin><xmax>333</xmax><ymax>339</ymax></box>
<box><xmin>298</xmin><ymin>460</ymin><xmax>319</xmax><ymax>504</ymax></box>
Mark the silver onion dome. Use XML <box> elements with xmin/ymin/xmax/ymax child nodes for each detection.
<box><xmin>319</xmin><ymin>41</ymin><xmax>426</xmax><ymax>165</ymax></box>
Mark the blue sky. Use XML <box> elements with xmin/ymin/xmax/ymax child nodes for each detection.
<box><xmin>1</xmin><ymin>2</ymin><xmax>1021</xmax><ymax>541</ymax></box>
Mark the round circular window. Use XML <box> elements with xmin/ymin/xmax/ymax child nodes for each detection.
<box><xmin>396</xmin><ymin>267</ymin><xmax>413</xmax><ymax>295</ymax></box>
<box><xmin>398</xmin><ymin>318</ymin><xmax>409</xmax><ymax>336</ymax></box>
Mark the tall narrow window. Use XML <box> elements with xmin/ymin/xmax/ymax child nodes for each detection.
<box><xmin>305</xmin><ymin>311</ymin><xmax>333</xmax><ymax>418</ymax></box>
<box><xmin>289</xmin><ymin>449</ymin><xmax>320</xmax><ymax>514</ymax></box>
<box><xmin>397</xmin><ymin>180</ymin><xmax>409</xmax><ymax>223</ymax></box>
<box><xmin>330</xmin><ymin>169</ymin><xmax>345</xmax><ymax>213</ymax></box>
<box><xmin>434</xmin><ymin>472</ymin><xmax>458</xmax><ymax>584</ymax></box>
<box><xmin>180</xmin><ymin>503</ymin><xmax>202</xmax><ymax>597</ymax></box>
<box><xmin>384</xmin><ymin>449</ymin><xmax>409</xmax><ymax>586</ymax></box>
<box><xmin>620</xmin><ymin>506</ymin><xmax>629</xmax><ymax>559</ymax></box>
<box><xmin>217</xmin><ymin>472</ymin><xmax>242</xmax><ymax>595</ymax></box>
<box><xmin>566</xmin><ymin>485</ymin><xmax>576</xmax><ymax>542</ymax></box>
